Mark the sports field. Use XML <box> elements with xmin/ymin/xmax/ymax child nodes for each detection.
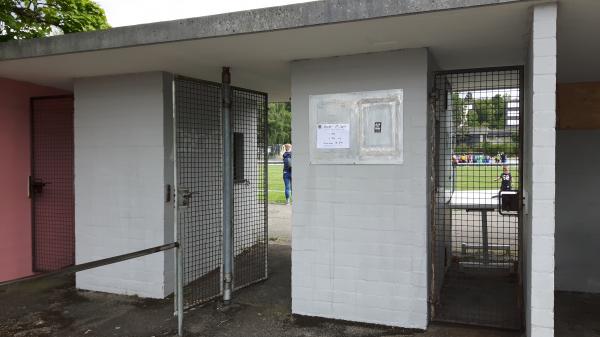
<box><xmin>268</xmin><ymin>164</ymin><xmax>287</xmax><ymax>204</ymax></box>
<box><xmin>454</xmin><ymin>164</ymin><xmax>519</xmax><ymax>191</ymax></box>
<box><xmin>266</xmin><ymin>163</ymin><xmax>519</xmax><ymax>203</ymax></box>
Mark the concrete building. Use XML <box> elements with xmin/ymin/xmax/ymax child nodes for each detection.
<box><xmin>1</xmin><ymin>0</ymin><xmax>599</xmax><ymax>336</ymax></box>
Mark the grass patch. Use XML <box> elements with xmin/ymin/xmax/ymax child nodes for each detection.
<box><xmin>268</xmin><ymin>164</ymin><xmax>287</xmax><ymax>204</ymax></box>
<box><xmin>266</xmin><ymin>164</ymin><xmax>519</xmax><ymax>202</ymax></box>
<box><xmin>454</xmin><ymin>165</ymin><xmax>519</xmax><ymax>191</ymax></box>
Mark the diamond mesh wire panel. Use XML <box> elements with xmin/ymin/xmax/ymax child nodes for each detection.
<box><xmin>175</xmin><ymin>77</ymin><xmax>224</xmax><ymax>308</ymax></box>
<box><xmin>431</xmin><ymin>68</ymin><xmax>523</xmax><ymax>329</ymax></box>
<box><xmin>31</xmin><ymin>96</ymin><xmax>75</xmax><ymax>272</ymax></box>
<box><xmin>231</xmin><ymin>87</ymin><xmax>268</xmax><ymax>290</ymax></box>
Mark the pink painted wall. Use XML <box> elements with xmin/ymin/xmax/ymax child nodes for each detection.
<box><xmin>0</xmin><ymin>78</ymin><xmax>69</xmax><ymax>282</ymax></box>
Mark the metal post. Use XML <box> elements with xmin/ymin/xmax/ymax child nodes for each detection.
<box><xmin>263</xmin><ymin>94</ymin><xmax>269</xmax><ymax>281</ymax></box>
<box><xmin>222</xmin><ymin>67</ymin><xmax>234</xmax><ymax>304</ymax></box>
<box><xmin>176</xmin><ymin>243</ymin><xmax>184</xmax><ymax>336</ymax></box>
<box><xmin>172</xmin><ymin>78</ymin><xmax>184</xmax><ymax>337</ymax></box>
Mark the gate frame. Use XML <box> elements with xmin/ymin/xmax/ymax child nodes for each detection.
<box><xmin>171</xmin><ymin>74</ymin><xmax>269</xmax><ymax>316</ymax></box>
<box><xmin>230</xmin><ymin>84</ymin><xmax>269</xmax><ymax>292</ymax></box>
<box><xmin>173</xmin><ymin>75</ymin><xmax>226</xmax><ymax>311</ymax></box>
<box><xmin>427</xmin><ymin>65</ymin><xmax>526</xmax><ymax>329</ymax></box>
<box><xmin>29</xmin><ymin>94</ymin><xmax>75</xmax><ymax>273</ymax></box>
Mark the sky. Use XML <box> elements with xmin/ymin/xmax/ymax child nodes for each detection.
<box><xmin>95</xmin><ymin>0</ymin><xmax>313</xmax><ymax>27</ymax></box>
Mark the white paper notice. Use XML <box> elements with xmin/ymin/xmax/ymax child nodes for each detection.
<box><xmin>316</xmin><ymin>123</ymin><xmax>350</xmax><ymax>149</ymax></box>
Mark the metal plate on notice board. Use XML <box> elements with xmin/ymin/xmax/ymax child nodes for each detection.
<box><xmin>309</xmin><ymin>89</ymin><xmax>403</xmax><ymax>165</ymax></box>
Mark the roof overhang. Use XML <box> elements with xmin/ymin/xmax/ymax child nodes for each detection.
<box><xmin>0</xmin><ymin>0</ymin><xmax>551</xmax><ymax>100</ymax></box>
<box><xmin>0</xmin><ymin>0</ymin><xmax>526</xmax><ymax>60</ymax></box>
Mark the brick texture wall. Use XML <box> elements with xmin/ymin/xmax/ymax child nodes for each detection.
<box><xmin>526</xmin><ymin>4</ymin><xmax>557</xmax><ymax>337</ymax></box>
<box><xmin>290</xmin><ymin>49</ymin><xmax>430</xmax><ymax>329</ymax></box>
<box><xmin>74</xmin><ymin>72</ymin><xmax>171</xmax><ymax>298</ymax></box>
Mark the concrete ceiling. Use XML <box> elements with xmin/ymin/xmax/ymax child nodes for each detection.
<box><xmin>0</xmin><ymin>1</ymin><xmax>536</xmax><ymax>101</ymax></box>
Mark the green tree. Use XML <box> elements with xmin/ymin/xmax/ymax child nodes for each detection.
<box><xmin>472</xmin><ymin>94</ymin><xmax>507</xmax><ymax>129</ymax></box>
<box><xmin>268</xmin><ymin>102</ymin><xmax>291</xmax><ymax>145</ymax></box>
<box><xmin>0</xmin><ymin>0</ymin><xmax>110</xmax><ymax>42</ymax></box>
<box><xmin>452</xmin><ymin>92</ymin><xmax>508</xmax><ymax>129</ymax></box>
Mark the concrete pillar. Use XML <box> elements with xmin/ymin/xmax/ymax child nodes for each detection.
<box><xmin>290</xmin><ymin>49</ymin><xmax>429</xmax><ymax>329</ymax></box>
<box><xmin>525</xmin><ymin>3</ymin><xmax>557</xmax><ymax>337</ymax></box>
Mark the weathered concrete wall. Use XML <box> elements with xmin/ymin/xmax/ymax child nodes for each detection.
<box><xmin>291</xmin><ymin>49</ymin><xmax>429</xmax><ymax>328</ymax></box>
<box><xmin>523</xmin><ymin>4</ymin><xmax>557</xmax><ymax>337</ymax></box>
<box><xmin>555</xmin><ymin>130</ymin><xmax>600</xmax><ymax>293</ymax></box>
<box><xmin>0</xmin><ymin>78</ymin><xmax>68</xmax><ymax>282</ymax></box>
<box><xmin>74</xmin><ymin>72</ymin><xmax>172</xmax><ymax>298</ymax></box>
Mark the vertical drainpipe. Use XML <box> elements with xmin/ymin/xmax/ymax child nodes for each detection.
<box><xmin>222</xmin><ymin>67</ymin><xmax>234</xmax><ymax>304</ymax></box>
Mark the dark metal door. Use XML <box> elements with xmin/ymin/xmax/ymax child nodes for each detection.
<box><xmin>31</xmin><ymin>96</ymin><xmax>75</xmax><ymax>272</ymax></box>
<box><xmin>174</xmin><ymin>76</ymin><xmax>268</xmax><ymax>308</ymax></box>
<box><xmin>430</xmin><ymin>68</ymin><xmax>523</xmax><ymax>329</ymax></box>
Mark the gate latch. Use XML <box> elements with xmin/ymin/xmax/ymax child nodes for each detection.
<box><xmin>498</xmin><ymin>191</ymin><xmax>519</xmax><ymax>215</ymax></box>
<box><xmin>177</xmin><ymin>188</ymin><xmax>194</xmax><ymax>208</ymax></box>
<box><xmin>29</xmin><ymin>176</ymin><xmax>49</xmax><ymax>196</ymax></box>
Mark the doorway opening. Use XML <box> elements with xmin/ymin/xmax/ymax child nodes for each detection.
<box><xmin>266</xmin><ymin>102</ymin><xmax>292</xmax><ymax>207</ymax></box>
<box><xmin>430</xmin><ymin>67</ymin><xmax>524</xmax><ymax>329</ymax></box>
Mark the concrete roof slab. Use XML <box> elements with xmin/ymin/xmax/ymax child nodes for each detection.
<box><xmin>0</xmin><ymin>0</ymin><xmax>524</xmax><ymax>60</ymax></box>
<box><xmin>0</xmin><ymin>0</ymin><xmax>538</xmax><ymax>101</ymax></box>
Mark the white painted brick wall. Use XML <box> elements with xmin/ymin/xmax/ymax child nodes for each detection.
<box><xmin>74</xmin><ymin>72</ymin><xmax>172</xmax><ymax>298</ymax></box>
<box><xmin>291</xmin><ymin>49</ymin><xmax>429</xmax><ymax>329</ymax></box>
<box><xmin>526</xmin><ymin>3</ymin><xmax>557</xmax><ymax>337</ymax></box>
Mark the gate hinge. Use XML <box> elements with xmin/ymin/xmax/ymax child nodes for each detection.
<box><xmin>165</xmin><ymin>184</ymin><xmax>172</xmax><ymax>203</ymax></box>
<box><xmin>429</xmin><ymin>90</ymin><xmax>438</xmax><ymax>102</ymax></box>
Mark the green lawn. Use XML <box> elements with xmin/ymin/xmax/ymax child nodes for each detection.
<box><xmin>454</xmin><ymin>165</ymin><xmax>519</xmax><ymax>191</ymax></box>
<box><xmin>268</xmin><ymin>164</ymin><xmax>287</xmax><ymax>204</ymax></box>
<box><xmin>266</xmin><ymin>164</ymin><xmax>518</xmax><ymax>203</ymax></box>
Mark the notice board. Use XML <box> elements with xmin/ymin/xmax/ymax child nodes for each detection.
<box><xmin>309</xmin><ymin>89</ymin><xmax>404</xmax><ymax>164</ymax></box>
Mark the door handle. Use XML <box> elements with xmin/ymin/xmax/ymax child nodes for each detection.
<box><xmin>29</xmin><ymin>176</ymin><xmax>49</xmax><ymax>195</ymax></box>
<box><xmin>177</xmin><ymin>188</ymin><xmax>197</xmax><ymax>208</ymax></box>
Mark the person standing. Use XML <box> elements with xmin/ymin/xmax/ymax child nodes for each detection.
<box><xmin>282</xmin><ymin>144</ymin><xmax>292</xmax><ymax>205</ymax></box>
<box><xmin>500</xmin><ymin>152</ymin><xmax>507</xmax><ymax>164</ymax></box>
<box><xmin>494</xmin><ymin>165</ymin><xmax>512</xmax><ymax>191</ymax></box>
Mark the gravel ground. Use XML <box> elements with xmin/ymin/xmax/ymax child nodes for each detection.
<box><xmin>0</xmin><ymin>245</ymin><xmax>523</xmax><ymax>337</ymax></box>
<box><xmin>1</xmin><ymin>206</ymin><xmax>597</xmax><ymax>337</ymax></box>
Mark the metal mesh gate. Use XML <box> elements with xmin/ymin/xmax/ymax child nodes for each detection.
<box><xmin>430</xmin><ymin>68</ymin><xmax>523</xmax><ymax>329</ymax></box>
<box><xmin>31</xmin><ymin>96</ymin><xmax>75</xmax><ymax>272</ymax></box>
<box><xmin>175</xmin><ymin>77</ymin><xmax>224</xmax><ymax>308</ymax></box>
<box><xmin>174</xmin><ymin>76</ymin><xmax>268</xmax><ymax>308</ymax></box>
<box><xmin>231</xmin><ymin>87</ymin><xmax>268</xmax><ymax>290</ymax></box>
